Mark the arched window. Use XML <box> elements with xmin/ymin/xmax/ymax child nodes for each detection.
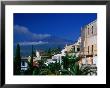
<box><xmin>88</xmin><ymin>46</ymin><xmax>89</xmax><ymax>54</ymax></box>
<box><xmin>22</xmin><ymin>61</ymin><xmax>25</xmax><ymax>66</ymax></box>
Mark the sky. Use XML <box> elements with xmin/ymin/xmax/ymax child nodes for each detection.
<box><xmin>14</xmin><ymin>13</ymin><xmax>97</xmax><ymax>44</ymax></box>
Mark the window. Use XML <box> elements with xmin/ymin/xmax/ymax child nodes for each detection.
<box><xmin>22</xmin><ymin>61</ymin><xmax>25</xmax><ymax>66</ymax></box>
<box><xmin>92</xmin><ymin>26</ymin><xmax>93</xmax><ymax>34</ymax></box>
<box><xmin>92</xmin><ymin>45</ymin><xmax>93</xmax><ymax>53</ymax></box>
<box><xmin>88</xmin><ymin>46</ymin><xmax>89</xmax><ymax>54</ymax></box>
<box><xmin>77</xmin><ymin>47</ymin><xmax>80</xmax><ymax>52</ymax></box>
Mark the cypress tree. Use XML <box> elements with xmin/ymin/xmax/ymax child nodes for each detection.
<box><xmin>14</xmin><ymin>44</ymin><xmax>21</xmax><ymax>75</ymax></box>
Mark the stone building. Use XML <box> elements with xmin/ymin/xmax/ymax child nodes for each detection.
<box><xmin>80</xmin><ymin>20</ymin><xmax>97</xmax><ymax>65</ymax></box>
<box><xmin>73</xmin><ymin>37</ymin><xmax>81</xmax><ymax>53</ymax></box>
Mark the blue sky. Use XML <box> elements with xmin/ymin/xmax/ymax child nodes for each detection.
<box><xmin>14</xmin><ymin>13</ymin><xmax>97</xmax><ymax>44</ymax></box>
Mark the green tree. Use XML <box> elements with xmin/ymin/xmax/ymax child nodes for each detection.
<box><xmin>62</xmin><ymin>54</ymin><xmax>69</xmax><ymax>70</ymax></box>
<box><xmin>14</xmin><ymin>44</ymin><xmax>21</xmax><ymax>75</ymax></box>
<box><xmin>57</xmin><ymin>46</ymin><xmax>61</xmax><ymax>54</ymax></box>
<box><xmin>61</xmin><ymin>54</ymin><xmax>81</xmax><ymax>75</ymax></box>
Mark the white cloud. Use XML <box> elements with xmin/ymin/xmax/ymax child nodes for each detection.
<box><xmin>32</xmin><ymin>33</ymin><xmax>51</xmax><ymax>39</ymax></box>
<box><xmin>18</xmin><ymin>41</ymin><xmax>48</xmax><ymax>46</ymax></box>
<box><xmin>14</xmin><ymin>25</ymin><xmax>51</xmax><ymax>39</ymax></box>
<box><xmin>14</xmin><ymin>25</ymin><xmax>31</xmax><ymax>35</ymax></box>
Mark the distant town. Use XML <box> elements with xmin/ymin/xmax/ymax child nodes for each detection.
<box><xmin>14</xmin><ymin>19</ymin><xmax>97</xmax><ymax>75</ymax></box>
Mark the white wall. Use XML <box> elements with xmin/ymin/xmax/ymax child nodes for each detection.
<box><xmin>21</xmin><ymin>61</ymin><xmax>28</xmax><ymax>70</ymax></box>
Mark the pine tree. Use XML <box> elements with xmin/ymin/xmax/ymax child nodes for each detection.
<box><xmin>14</xmin><ymin>44</ymin><xmax>21</xmax><ymax>75</ymax></box>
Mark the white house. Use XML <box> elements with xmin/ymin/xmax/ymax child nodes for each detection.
<box><xmin>52</xmin><ymin>54</ymin><xmax>62</xmax><ymax>63</ymax></box>
<box><xmin>52</xmin><ymin>48</ymin><xmax>67</xmax><ymax>64</ymax></box>
<box><xmin>44</xmin><ymin>48</ymin><xmax>67</xmax><ymax>66</ymax></box>
<box><xmin>44</xmin><ymin>59</ymin><xmax>56</xmax><ymax>66</ymax></box>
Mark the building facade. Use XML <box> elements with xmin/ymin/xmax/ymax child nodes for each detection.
<box><xmin>64</xmin><ymin>44</ymin><xmax>73</xmax><ymax>53</ymax></box>
<box><xmin>80</xmin><ymin>20</ymin><xmax>97</xmax><ymax>65</ymax></box>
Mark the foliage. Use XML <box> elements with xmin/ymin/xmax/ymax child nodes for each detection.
<box><xmin>79</xmin><ymin>64</ymin><xmax>97</xmax><ymax>75</ymax></box>
<box><xmin>39</xmin><ymin>68</ymin><xmax>53</xmax><ymax>75</ymax></box>
<box><xmin>69</xmin><ymin>62</ymin><xmax>82</xmax><ymax>75</ymax></box>
<box><xmin>18</xmin><ymin>46</ymin><xmax>96</xmax><ymax>75</ymax></box>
